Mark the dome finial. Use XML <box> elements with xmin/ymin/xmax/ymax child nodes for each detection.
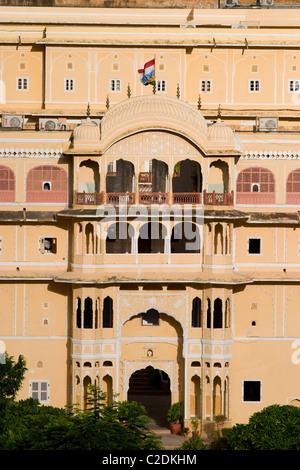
<box><xmin>86</xmin><ymin>102</ymin><xmax>91</xmax><ymax>118</ymax></box>
<box><xmin>217</xmin><ymin>104</ymin><xmax>222</xmax><ymax>120</ymax></box>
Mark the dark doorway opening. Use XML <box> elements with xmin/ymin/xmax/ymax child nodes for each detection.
<box><xmin>127</xmin><ymin>366</ymin><xmax>171</xmax><ymax>427</ymax></box>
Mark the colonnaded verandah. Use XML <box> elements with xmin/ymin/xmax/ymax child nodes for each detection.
<box><xmin>0</xmin><ymin>0</ymin><xmax>300</xmax><ymax>435</ymax></box>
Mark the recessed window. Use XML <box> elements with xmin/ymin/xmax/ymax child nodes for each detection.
<box><xmin>251</xmin><ymin>183</ymin><xmax>260</xmax><ymax>192</ymax></box>
<box><xmin>158</xmin><ymin>63</ymin><xmax>165</xmax><ymax>71</ymax></box>
<box><xmin>66</xmin><ymin>62</ymin><xmax>73</xmax><ymax>70</ymax></box>
<box><xmin>251</xmin><ymin>64</ymin><xmax>258</xmax><ymax>73</ymax></box>
<box><xmin>112</xmin><ymin>62</ymin><xmax>120</xmax><ymax>71</ymax></box>
<box><xmin>249</xmin><ymin>80</ymin><xmax>260</xmax><ymax>92</ymax></box>
<box><xmin>19</xmin><ymin>62</ymin><xmax>27</xmax><ymax>71</ymax></box>
<box><xmin>43</xmin><ymin>181</ymin><xmax>51</xmax><ymax>191</ymax></box>
<box><xmin>156</xmin><ymin>79</ymin><xmax>167</xmax><ymax>93</ymax></box>
<box><xmin>202</xmin><ymin>64</ymin><xmax>210</xmax><ymax>73</ymax></box>
<box><xmin>110</xmin><ymin>79</ymin><xmax>121</xmax><ymax>92</ymax></box>
<box><xmin>39</xmin><ymin>237</ymin><xmax>57</xmax><ymax>254</ymax></box>
<box><xmin>200</xmin><ymin>79</ymin><xmax>212</xmax><ymax>93</ymax></box>
<box><xmin>17</xmin><ymin>77</ymin><xmax>28</xmax><ymax>90</ymax></box>
<box><xmin>64</xmin><ymin>78</ymin><xmax>75</xmax><ymax>92</ymax></box>
<box><xmin>248</xmin><ymin>238</ymin><xmax>261</xmax><ymax>254</ymax></box>
<box><xmin>251</xmin><ymin>302</ymin><xmax>258</xmax><ymax>310</ymax></box>
<box><xmin>142</xmin><ymin>309</ymin><xmax>159</xmax><ymax>326</ymax></box>
<box><xmin>30</xmin><ymin>380</ymin><xmax>49</xmax><ymax>403</ymax></box>
<box><xmin>289</xmin><ymin>79</ymin><xmax>300</xmax><ymax>92</ymax></box>
<box><xmin>243</xmin><ymin>380</ymin><xmax>261</xmax><ymax>402</ymax></box>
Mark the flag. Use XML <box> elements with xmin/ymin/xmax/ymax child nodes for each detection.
<box><xmin>138</xmin><ymin>59</ymin><xmax>155</xmax><ymax>86</ymax></box>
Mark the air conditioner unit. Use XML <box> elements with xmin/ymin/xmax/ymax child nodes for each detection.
<box><xmin>258</xmin><ymin>117</ymin><xmax>278</xmax><ymax>132</ymax></box>
<box><xmin>258</xmin><ymin>0</ymin><xmax>274</xmax><ymax>6</ymax></box>
<box><xmin>2</xmin><ymin>114</ymin><xmax>24</xmax><ymax>129</ymax></box>
<box><xmin>39</xmin><ymin>118</ymin><xmax>59</xmax><ymax>131</ymax></box>
<box><xmin>225</xmin><ymin>0</ymin><xmax>239</xmax><ymax>6</ymax></box>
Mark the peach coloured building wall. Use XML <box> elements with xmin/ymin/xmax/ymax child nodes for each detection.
<box><xmin>0</xmin><ymin>5</ymin><xmax>300</xmax><ymax>434</ymax></box>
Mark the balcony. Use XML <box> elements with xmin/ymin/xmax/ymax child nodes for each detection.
<box><xmin>204</xmin><ymin>190</ymin><xmax>234</xmax><ymax>206</ymax></box>
<box><xmin>173</xmin><ymin>192</ymin><xmax>202</xmax><ymax>205</ymax></box>
<box><xmin>75</xmin><ymin>191</ymin><xmax>103</xmax><ymax>205</ymax></box>
<box><xmin>139</xmin><ymin>192</ymin><xmax>169</xmax><ymax>205</ymax></box>
<box><xmin>236</xmin><ymin>192</ymin><xmax>274</xmax><ymax>205</ymax></box>
<box><xmin>106</xmin><ymin>193</ymin><xmax>135</xmax><ymax>205</ymax></box>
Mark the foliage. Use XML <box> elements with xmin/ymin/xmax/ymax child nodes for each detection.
<box><xmin>167</xmin><ymin>401</ymin><xmax>183</xmax><ymax>424</ymax></box>
<box><xmin>0</xmin><ymin>353</ymin><xmax>27</xmax><ymax>400</ymax></box>
<box><xmin>226</xmin><ymin>404</ymin><xmax>300</xmax><ymax>450</ymax></box>
<box><xmin>176</xmin><ymin>419</ymin><xmax>207</xmax><ymax>450</ymax></box>
<box><xmin>0</xmin><ymin>384</ymin><xmax>162</xmax><ymax>450</ymax></box>
<box><xmin>214</xmin><ymin>414</ymin><xmax>226</xmax><ymax>423</ymax></box>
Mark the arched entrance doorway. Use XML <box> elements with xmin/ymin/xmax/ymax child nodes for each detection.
<box><xmin>127</xmin><ymin>366</ymin><xmax>171</xmax><ymax>426</ymax></box>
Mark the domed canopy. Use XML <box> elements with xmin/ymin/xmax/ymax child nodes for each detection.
<box><xmin>100</xmin><ymin>95</ymin><xmax>209</xmax><ymax>152</ymax></box>
<box><xmin>208</xmin><ymin>118</ymin><xmax>234</xmax><ymax>142</ymax></box>
<box><xmin>72</xmin><ymin>117</ymin><xmax>101</xmax><ymax>149</ymax></box>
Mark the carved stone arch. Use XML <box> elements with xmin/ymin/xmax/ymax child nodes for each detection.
<box><xmin>123</xmin><ymin>359</ymin><xmax>176</xmax><ymax>397</ymax></box>
<box><xmin>118</xmin><ymin>293</ymin><xmax>188</xmax><ymax>335</ymax></box>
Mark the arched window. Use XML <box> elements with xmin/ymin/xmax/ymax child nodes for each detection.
<box><xmin>206</xmin><ymin>298</ymin><xmax>211</xmax><ymax>328</ymax></box>
<box><xmin>138</xmin><ymin>222</ymin><xmax>167</xmax><ymax>254</ymax></box>
<box><xmin>192</xmin><ymin>297</ymin><xmax>201</xmax><ymax>327</ymax></box>
<box><xmin>286</xmin><ymin>169</ymin><xmax>300</xmax><ymax>204</ymax></box>
<box><xmin>213</xmin><ymin>298</ymin><xmax>223</xmax><ymax>329</ymax></box>
<box><xmin>103</xmin><ymin>296</ymin><xmax>113</xmax><ymax>328</ymax></box>
<box><xmin>171</xmin><ymin>222</ymin><xmax>201</xmax><ymax>254</ymax></box>
<box><xmin>142</xmin><ymin>309</ymin><xmax>159</xmax><ymax>326</ymax></box>
<box><xmin>83</xmin><ymin>297</ymin><xmax>93</xmax><ymax>329</ymax></box>
<box><xmin>76</xmin><ymin>297</ymin><xmax>81</xmax><ymax>328</ymax></box>
<box><xmin>0</xmin><ymin>165</ymin><xmax>15</xmax><ymax>202</ymax></box>
<box><xmin>106</xmin><ymin>222</ymin><xmax>133</xmax><ymax>254</ymax></box>
<box><xmin>26</xmin><ymin>165</ymin><xmax>68</xmax><ymax>202</ymax></box>
<box><xmin>236</xmin><ymin>167</ymin><xmax>275</xmax><ymax>204</ymax></box>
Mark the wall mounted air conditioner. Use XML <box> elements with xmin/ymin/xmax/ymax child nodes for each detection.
<box><xmin>258</xmin><ymin>117</ymin><xmax>278</xmax><ymax>132</ymax></box>
<box><xmin>39</xmin><ymin>118</ymin><xmax>59</xmax><ymax>131</ymax></box>
<box><xmin>258</xmin><ymin>0</ymin><xmax>274</xmax><ymax>6</ymax></box>
<box><xmin>2</xmin><ymin>114</ymin><xmax>24</xmax><ymax>129</ymax></box>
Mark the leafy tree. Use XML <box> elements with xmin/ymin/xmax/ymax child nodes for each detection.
<box><xmin>0</xmin><ymin>353</ymin><xmax>27</xmax><ymax>400</ymax></box>
<box><xmin>0</xmin><ymin>385</ymin><xmax>162</xmax><ymax>450</ymax></box>
<box><xmin>226</xmin><ymin>404</ymin><xmax>300</xmax><ymax>450</ymax></box>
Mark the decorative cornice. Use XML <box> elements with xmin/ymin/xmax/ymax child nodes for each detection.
<box><xmin>242</xmin><ymin>150</ymin><xmax>300</xmax><ymax>160</ymax></box>
<box><xmin>0</xmin><ymin>148</ymin><xmax>63</xmax><ymax>158</ymax></box>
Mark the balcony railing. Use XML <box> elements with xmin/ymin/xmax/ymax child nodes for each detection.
<box><xmin>173</xmin><ymin>192</ymin><xmax>202</xmax><ymax>204</ymax></box>
<box><xmin>235</xmin><ymin>192</ymin><xmax>274</xmax><ymax>205</ymax></box>
<box><xmin>75</xmin><ymin>191</ymin><xmax>103</xmax><ymax>205</ymax></box>
<box><xmin>203</xmin><ymin>190</ymin><xmax>234</xmax><ymax>206</ymax></box>
<box><xmin>139</xmin><ymin>192</ymin><xmax>169</xmax><ymax>205</ymax></box>
<box><xmin>106</xmin><ymin>193</ymin><xmax>135</xmax><ymax>205</ymax></box>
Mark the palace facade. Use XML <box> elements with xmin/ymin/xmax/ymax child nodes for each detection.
<box><xmin>0</xmin><ymin>3</ymin><xmax>300</xmax><ymax>433</ymax></box>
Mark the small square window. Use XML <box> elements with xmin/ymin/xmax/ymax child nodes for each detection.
<box><xmin>112</xmin><ymin>62</ymin><xmax>120</xmax><ymax>71</ymax></box>
<box><xmin>249</xmin><ymin>80</ymin><xmax>260</xmax><ymax>92</ymax></box>
<box><xmin>248</xmin><ymin>238</ymin><xmax>261</xmax><ymax>254</ymax></box>
<box><xmin>17</xmin><ymin>77</ymin><xmax>28</xmax><ymax>91</ymax></box>
<box><xmin>110</xmin><ymin>79</ymin><xmax>121</xmax><ymax>92</ymax></box>
<box><xmin>200</xmin><ymin>79</ymin><xmax>212</xmax><ymax>93</ymax></box>
<box><xmin>202</xmin><ymin>64</ymin><xmax>210</xmax><ymax>73</ymax></box>
<box><xmin>251</xmin><ymin>64</ymin><xmax>258</xmax><ymax>73</ymax></box>
<box><xmin>66</xmin><ymin>62</ymin><xmax>73</xmax><ymax>70</ymax></box>
<box><xmin>19</xmin><ymin>62</ymin><xmax>27</xmax><ymax>71</ymax></box>
<box><xmin>243</xmin><ymin>380</ymin><xmax>261</xmax><ymax>402</ymax></box>
<box><xmin>39</xmin><ymin>237</ymin><xmax>57</xmax><ymax>254</ymax></box>
<box><xmin>158</xmin><ymin>63</ymin><xmax>165</xmax><ymax>71</ymax></box>
<box><xmin>156</xmin><ymin>79</ymin><xmax>167</xmax><ymax>93</ymax></box>
<box><xmin>65</xmin><ymin>78</ymin><xmax>75</xmax><ymax>92</ymax></box>
<box><xmin>30</xmin><ymin>381</ymin><xmax>49</xmax><ymax>403</ymax></box>
<box><xmin>289</xmin><ymin>79</ymin><xmax>300</xmax><ymax>92</ymax></box>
